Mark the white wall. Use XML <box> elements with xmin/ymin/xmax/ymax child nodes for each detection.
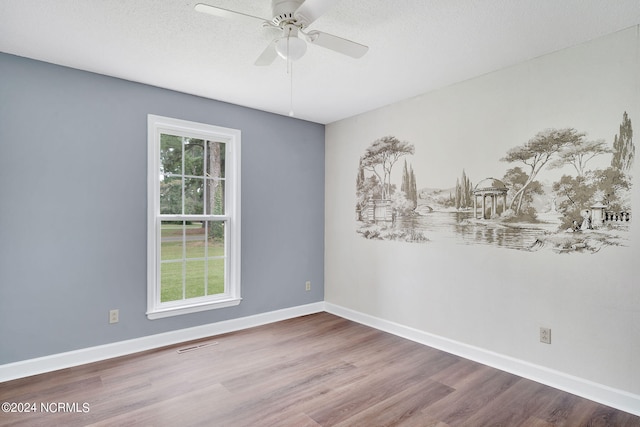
<box><xmin>325</xmin><ymin>25</ymin><xmax>639</xmax><ymax>401</ymax></box>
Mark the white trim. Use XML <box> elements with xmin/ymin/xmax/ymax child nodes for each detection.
<box><xmin>146</xmin><ymin>297</ymin><xmax>242</xmax><ymax>320</ymax></box>
<box><xmin>3</xmin><ymin>301</ymin><xmax>638</xmax><ymax>416</ymax></box>
<box><xmin>324</xmin><ymin>302</ymin><xmax>640</xmax><ymax>417</ymax></box>
<box><xmin>146</xmin><ymin>115</ymin><xmax>241</xmax><ymax>319</ymax></box>
<box><xmin>0</xmin><ymin>302</ymin><xmax>325</xmax><ymax>383</ymax></box>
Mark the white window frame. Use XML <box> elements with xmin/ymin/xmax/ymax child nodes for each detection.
<box><xmin>147</xmin><ymin>115</ymin><xmax>241</xmax><ymax>319</ymax></box>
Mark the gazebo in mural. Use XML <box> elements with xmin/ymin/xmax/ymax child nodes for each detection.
<box><xmin>473</xmin><ymin>178</ymin><xmax>508</xmax><ymax>219</ymax></box>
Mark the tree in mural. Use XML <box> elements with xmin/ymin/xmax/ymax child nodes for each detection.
<box><xmin>611</xmin><ymin>111</ymin><xmax>634</xmax><ymax>172</ymax></box>
<box><xmin>552</xmin><ymin>174</ymin><xmax>593</xmax><ymax>227</ymax></box>
<box><xmin>551</xmin><ymin>169</ymin><xmax>629</xmax><ymax>230</ymax></box>
<box><xmin>360</xmin><ymin>136</ymin><xmax>415</xmax><ymax>199</ymax></box>
<box><xmin>592</xmin><ymin>167</ymin><xmax>631</xmax><ymax>210</ymax></box>
<box><xmin>454</xmin><ymin>169</ymin><xmax>473</xmax><ymax>210</ymax></box>
<box><xmin>545</xmin><ymin>134</ymin><xmax>611</xmax><ymax>228</ymax></box>
<box><xmin>502</xmin><ymin>128</ymin><xmax>584</xmax><ymax>215</ymax></box>
<box><xmin>599</xmin><ymin>112</ymin><xmax>634</xmax><ymax>210</ymax></box>
<box><xmin>356</xmin><ymin>161</ymin><xmax>382</xmax><ymax>217</ymax></box>
<box><xmin>401</xmin><ymin>159</ymin><xmax>418</xmax><ymax>210</ymax></box>
<box><xmin>358</xmin><ymin>155</ymin><xmax>384</xmax><ymax>201</ymax></box>
<box><xmin>550</xmin><ymin>113</ymin><xmax>634</xmax><ymax>229</ymax></box>
<box><xmin>502</xmin><ymin>167</ymin><xmax>543</xmax><ymax>220</ymax></box>
<box><xmin>549</xmin><ymin>137</ymin><xmax>611</xmax><ymax>177</ymax></box>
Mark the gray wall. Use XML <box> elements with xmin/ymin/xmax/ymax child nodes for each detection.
<box><xmin>0</xmin><ymin>53</ymin><xmax>325</xmax><ymax>364</ymax></box>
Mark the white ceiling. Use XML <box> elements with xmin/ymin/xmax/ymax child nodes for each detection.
<box><xmin>1</xmin><ymin>0</ymin><xmax>639</xmax><ymax>124</ymax></box>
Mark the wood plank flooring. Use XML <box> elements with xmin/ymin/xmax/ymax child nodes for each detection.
<box><xmin>1</xmin><ymin>312</ymin><xmax>638</xmax><ymax>426</ymax></box>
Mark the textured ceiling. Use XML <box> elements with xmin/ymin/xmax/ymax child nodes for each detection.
<box><xmin>1</xmin><ymin>0</ymin><xmax>639</xmax><ymax>124</ymax></box>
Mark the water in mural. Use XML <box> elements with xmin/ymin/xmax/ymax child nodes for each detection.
<box><xmin>355</xmin><ymin>113</ymin><xmax>634</xmax><ymax>253</ymax></box>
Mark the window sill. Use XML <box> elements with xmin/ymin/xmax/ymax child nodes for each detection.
<box><xmin>147</xmin><ymin>298</ymin><xmax>242</xmax><ymax>320</ymax></box>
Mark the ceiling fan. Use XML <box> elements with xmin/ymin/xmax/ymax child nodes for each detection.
<box><xmin>195</xmin><ymin>0</ymin><xmax>369</xmax><ymax>65</ymax></box>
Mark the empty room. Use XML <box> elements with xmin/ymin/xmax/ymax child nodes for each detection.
<box><xmin>1</xmin><ymin>0</ymin><xmax>639</xmax><ymax>425</ymax></box>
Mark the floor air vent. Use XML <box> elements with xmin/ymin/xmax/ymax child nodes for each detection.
<box><xmin>176</xmin><ymin>341</ymin><xmax>219</xmax><ymax>354</ymax></box>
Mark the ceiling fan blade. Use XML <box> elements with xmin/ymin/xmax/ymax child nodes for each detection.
<box><xmin>194</xmin><ymin>3</ymin><xmax>267</xmax><ymax>26</ymax></box>
<box><xmin>294</xmin><ymin>0</ymin><xmax>339</xmax><ymax>27</ymax></box>
<box><xmin>305</xmin><ymin>30</ymin><xmax>368</xmax><ymax>58</ymax></box>
<box><xmin>254</xmin><ymin>41</ymin><xmax>278</xmax><ymax>66</ymax></box>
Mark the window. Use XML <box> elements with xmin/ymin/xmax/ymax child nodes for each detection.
<box><xmin>147</xmin><ymin>115</ymin><xmax>241</xmax><ymax>319</ymax></box>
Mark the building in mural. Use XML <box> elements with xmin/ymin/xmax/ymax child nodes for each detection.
<box><xmin>473</xmin><ymin>178</ymin><xmax>508</xmax><ymax>220</ymax></box>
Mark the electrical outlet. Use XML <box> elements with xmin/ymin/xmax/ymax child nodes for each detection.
<box><xmin>305</xmin><ymin>281</ymin><xmax>311</xmax><ymax>291</ymax></box>
<box><xmin>109</xmin><ymin>309</ymin><xmax>119</xmax><ymax>324</ymax></box>
<box><xmin>540</xmin><ymin>327</ymin><xmax>551</xmax><ymax>344</ymax></box>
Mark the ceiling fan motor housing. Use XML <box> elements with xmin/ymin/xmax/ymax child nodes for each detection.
<box><xmin>194</xmin><ymin>1</ymin><xmax>368</xmax><ymax>66</ymax></box>
<box><xmin>271</xmin><ymin>0</ymin><xmax>304</xmax><ymax>26</ymax></box>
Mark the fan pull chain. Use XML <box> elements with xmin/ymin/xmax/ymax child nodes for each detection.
<box><xmin>286</xmin><ymin>36</ymin><xmax>294</xmax><ymax>117</ymax></box>
<box><xmin>289</xmin><ymin>60</ymin><xmax>294</xmax><ymax>117</ymax></box>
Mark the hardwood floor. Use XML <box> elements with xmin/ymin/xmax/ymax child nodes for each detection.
<box><xmin>1</xmin><ymin>313</ymin><xmax>638</xmax><ymax>426</ymax></box>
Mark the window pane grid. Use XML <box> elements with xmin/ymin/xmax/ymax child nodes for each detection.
<box><xmin>149</xmin><ymin>115</ymin><xmax>239</xmax><ymax>319</ymax></box>
<box><xmin>159</xmin><ymin>219</ymin><xmax>227</xmax><ymax>303</ymax></box>
<box><xmin>160</xmin><ymin>138</ymin><xmax>226</xmax><ymax>217</ymax></box>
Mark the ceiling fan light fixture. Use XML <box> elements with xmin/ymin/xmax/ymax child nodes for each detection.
<box><xmin>275</xmin><ymin>34</ymin><xmax>307</xmax><ymax>61</ymax></box>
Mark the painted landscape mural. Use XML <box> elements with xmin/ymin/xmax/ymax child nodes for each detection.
<box><xmin>356</xmin><ymin>112</ymin><xmax>634</xmax><ymax>253</ymax></box>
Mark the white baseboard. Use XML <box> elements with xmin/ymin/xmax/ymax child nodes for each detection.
<box><xmin>0</xmin><ymin>302</ymin><xmax>325</xmax><ymax>383</ymax></box>
<box><xmin>3</xmin><ymin>301</ymin><xmax>639</xmax><ymax>416</ymax></box>
<box><xmin>324</xmin><ymin>302</ymin><xmax>640</xmax><ymax>417</ymax></box>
